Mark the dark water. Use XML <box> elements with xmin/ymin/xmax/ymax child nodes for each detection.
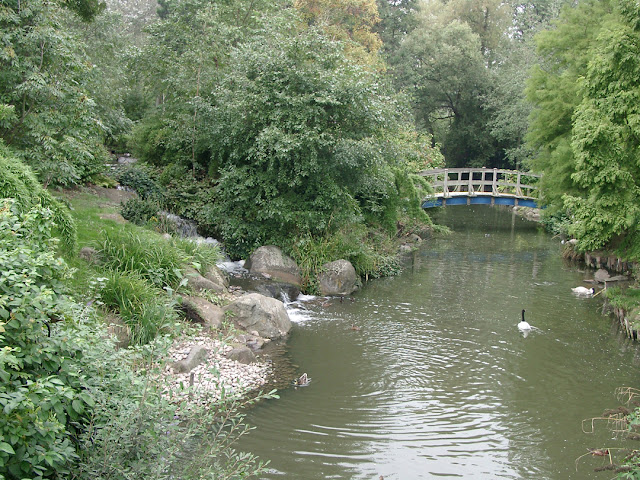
<box><xmin>239</xmin><ymin>206</ymin><xmax>640</xmax><ymax>479</ymax></box>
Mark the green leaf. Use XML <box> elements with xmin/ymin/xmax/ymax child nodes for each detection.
<box><xmin>0</xmin><ymin>442</ymin><xmax>15</xmax><ymax>454</ymax></box>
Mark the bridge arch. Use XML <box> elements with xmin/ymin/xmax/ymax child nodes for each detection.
<box><xmin>418</xmin><ymin>168</ymin><xmax>541</xmax><ymax>209</ymax></box>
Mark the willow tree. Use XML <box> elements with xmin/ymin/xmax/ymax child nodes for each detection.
<box><xmin>563</xmin><ymin>0</ymin><xmax>640</xmax><ymax>253</ymax></box>
<box><xmin>525</xmin><ymin>0</ymin><xmax>614</xmax><ymax>213</ymax></box>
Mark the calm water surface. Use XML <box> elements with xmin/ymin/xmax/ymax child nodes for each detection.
<box><xmin>238</xmin><ymin>206</ymin><xmax>640</xmax><ymax>479</ymax></box>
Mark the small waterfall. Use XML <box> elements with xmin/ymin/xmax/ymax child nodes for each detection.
<box><xmin>162</xmin><ymin>212</ymin><xmax>199</xmax><ymax>237</ymax></box>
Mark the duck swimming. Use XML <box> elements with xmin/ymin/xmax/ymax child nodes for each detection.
<box><xmin>518</xmin><ymin>309</ymin><xmax>531</xmax><ymax>332</ymax></box>
<box><xmin>572</xmin><ymin>286</ymin><xmax>595</xmax><ymax>296</ymax></box>
<box><xmin>293</xmin><ymin>373</ymin><xmax>311</xmax><ymax>387</ymax></box>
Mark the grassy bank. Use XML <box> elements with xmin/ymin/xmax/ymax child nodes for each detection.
<box><xmin>1</xmin><ymin>150</ymin><xmax>274</xmax><ymax>479</ymax></box>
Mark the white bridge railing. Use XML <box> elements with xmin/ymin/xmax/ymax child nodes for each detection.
<box><xmin>418</xmin><ymin>168</ymin><xmax>541</xmax><ymax>200</ymax></box>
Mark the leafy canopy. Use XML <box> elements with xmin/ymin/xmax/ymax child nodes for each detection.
<box><xmin>207</xmin><ymin>25</ymin><xmax>440</xmax><ymax>259</ymax></box>
<box><xmin>0</xmin><ymin>0</ymin><xmax>108</xmax><ymax>186</ymax></box>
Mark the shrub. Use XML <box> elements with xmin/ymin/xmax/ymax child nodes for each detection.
<box><xmin>0</xmin><ymin>146</ymin><xmax>77</xmax><ymax>250</ymax></box>
<box><xmin>116</xmin><ymin>164</ymin><xmax>163</xmax><ymax>201</ymax></box>
<box><xmin>120</xmin><ymin>197</ymin><xmax>161</xmax><ymax>226</ymax></box>
<box><xmin>288</xmin><ymin>225</ymin><xmax>401</xmax><ymax>293</ymax></box>
<box><xmin>0</xmin><ymin>200</ymin><xmax>89</xmax><ymax>478</ymax></box>
<box><xmin>158</xmin><ymin>164</ymin><xmax>218</xmax><ymax>235</ymax></box>
<box><xmin>0</xmin><ymin>199</ymin><xmax>272</xmax><ymax>480</ymax></box>
<box><xmin>68</xmin><ymin>322</ymin><xmax>275</xmax><ymax>479</ymax></box>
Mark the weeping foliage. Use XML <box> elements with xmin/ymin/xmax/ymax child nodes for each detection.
<box><xmin>525</xmin><ymin>0</ymin><xmax>615</xmax><ymax>214</ymax></box>
<box><xmin>563</xmin><ymin>0</ymin><xmax>640</xmax><ymax>253</ymax></box>
<box><xmin>0</xmin><ymin>145</ymin><xmax>77</xmax><ymax>250</ymax></box>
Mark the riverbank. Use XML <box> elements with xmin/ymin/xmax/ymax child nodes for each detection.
<box><xmin>509</xmin><ymin>204</ymin><xmax>640</xmax><ymax>340</ymax></box>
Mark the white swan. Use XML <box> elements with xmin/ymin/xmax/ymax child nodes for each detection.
<box><xmin>572</xmin><ymin>286</ymin><xmax>595</xmax><ymax>296</ymax></box>
<box><xmin>518</xmin><ymin>309</ymin><xmax>531</xmax><ymax>332</ymax></box>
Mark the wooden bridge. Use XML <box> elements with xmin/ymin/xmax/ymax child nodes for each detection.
<box><xmin>418</xmin><ymin>168</ymin><xmax>541</xmax><ymax>208</ymax></box>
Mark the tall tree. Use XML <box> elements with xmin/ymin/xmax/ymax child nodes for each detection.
<box><xmin>0</xmin><ymin>0</ymin><xmax>109</xmax><ymax>186</ymax></box>
<box><xmin>563</xmin><ymin>0</ymin><xmax>640</xmax><ymax>251</ymax></box>
<box><xmin>294</xmin><ymin>0</ymin><xmax>383</xmax><ymax>66</ymax></box>
<box><xmin>207</xmin><ymin>25</ymin><xmax>441</xmax><ymax>259</ymax></box>
<box><xmin>483</xmin><ymin>0</ymin><xmax>571</xmax><ymax>170</ymax></box>
<box><xmin>131</xmin><ymin>0</ymin><xmax>277</xmax><ymax>171</ymax></box>
<box><xmin>374</xmin><ymin>0</ymin><xmax>420</xmax><ymax>59</ymax></box>
<box><xmin>397</xmin><ymin>16</ymin><xmax>494</xmax><ymax>167</ymax></box>
<box><xmin>525</xmin><ymin>0</ymin><xmax>614</xmax><ymax>212</ymax></box>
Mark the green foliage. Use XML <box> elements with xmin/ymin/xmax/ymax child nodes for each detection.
<box><xmin>120</xmin><ymin>197</ymin><xmax>161</xmax><ymax>226</ymax></box>
<box><xmin>65</xmin><ymin>10</ymin><xmax>134</xmax><ymax>149</ymax></box>
<box><xmin>396</xmin><ymin>16</ymin><xmax>496</xmax><ymax>167</ymax></box>
<box><xmin>605</xmin><ymin>286</ymin><xmax>640</xmax><ymax>314</ymax></box>
<box><xmin>97</xmin><ymin>271</ymin><xmax>177</xmax><ymax>345</ymax></box>
<box><xmin>131</xmin><ymin>0</ymin><xmax>277</xmax><ymax>171</ymax></box>
<box><xmin>563</xmin><ymin>1</ymin><xmax>640</xmax><ymax>253</ymax></box>
<box><xmin>375</xmin><ymin>0</ymin><xmax>420</xmax><ymax>58</ymax></box>
<box><xmin>0</xmin><ymin>200</ymin><xmax>88</xmax><ymax>479</ymax></box>
<box><xmin>209</xmin><ymin>25</ymin><xmax>438</xmax><ymax>259</ymax></box>
<box><xmin>0</xmin><ymin>146</ymin><xmax>77</xmax><ymax>250</ymax></box>
<box><xmin>0</xmin><ymin>0</ymin><xmax>109</xmax><ymax>187</ymax></box>
<box><xmin>157</xmin><ymin>164</ymin><xmax>218</xmax><ymax>235</ymax></box>
<box><xmin>116</xmin><ymin>164</ymin><xmax>163</xmax><ymax>201</ymax></box>
<box><xmin>289</xmin><ymin>224</ymin><xmax>401</xmax><ymax>292</ymax></box>
<box><xmin>68</xmin><ymin>321</ymin><xmax>274</xmax><ymax>479</ymax></box>
<box><xmin>97</xmin><ymin>229</ymin><xmax>187</xmax><ymax>288</ymax></box>
<box><xmin>171</xmin><ymin>237</ymin><xmax>222</xmax><ymax>274</ymax></box>
<box><xmin>525</xmin><ymin>0</ymin><xmax>615</xmax><ymax>212</ymax></box>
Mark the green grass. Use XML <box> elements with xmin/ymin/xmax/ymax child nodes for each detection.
<box><xmin>606</xmin><ymin>286</ymin><xmax>640</xmax><ymax>312</ymax></box>
<box><xmin>98</xmin><ymin>229</ymin><xmax>187</xmax><ymax>288</ymax></box>
<box><xmin>98</xmin><ymin>270</ymin><xmax>178</xmax><ymax>345</ymax></box>
<box><xmin>56</xmin><ymin>189</ymin><xmax>190</xmax><ymax>344</ymax></box>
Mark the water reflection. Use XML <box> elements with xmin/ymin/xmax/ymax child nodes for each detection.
<box><xmin>237</xmin><ymin>206</ymin><xmax>640</xmax><ymax>479</ymax></box>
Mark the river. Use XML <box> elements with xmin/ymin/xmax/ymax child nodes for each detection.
<box><xmin>237</xmin><ymin>206</ymin><xmax>640</xmax><ymax>479</ymax></box>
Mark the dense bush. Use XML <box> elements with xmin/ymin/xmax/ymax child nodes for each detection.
<box><xmin>207</xmin><ymin>27</ymin><xmax>440</xmax><ymax>260</ymax></box>
<box><xmin>116</xmin><ymin>164</ymin><xmax>163</xmax><ymax>201</ymax></box>
<box><xmin>0</xmin><ymin>145</ymin><xmax>76</xmax><ymax>250</ymax></box>
<box><xmin>157</xmin><ymin>164</ymin><xmax>218</xmax><ymax>235</ymax></box>
<box><xmin>120</xmin><ymin>197</ymin><xmax>161</xmax><ymax>226</ymax></box>
<box><xmin>0</xmin><ymin>198</ymin><xmax>272</xmax><ymax>479</ymax></box>
<box><xmin>0</xmin><ymin>200</ymin><xmax>89</xmax><ymax>478</ymax></box>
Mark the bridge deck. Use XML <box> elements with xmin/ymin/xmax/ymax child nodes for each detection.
<box><xmin>418</xmin><ymin>168</ymin><xmax>541</xmax><ymax>209</ymax></box>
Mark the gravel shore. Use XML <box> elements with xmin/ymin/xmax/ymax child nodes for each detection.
<box><xmin>160</xmin><ymin>334</ymin><xmax>271</xmax><ymax>406</ymax></box>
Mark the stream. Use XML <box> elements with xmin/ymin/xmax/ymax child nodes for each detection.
<box><xmin>237</xmin><ymin>206</ymin><xmax>640</xmax><ymax>479</ymax></box>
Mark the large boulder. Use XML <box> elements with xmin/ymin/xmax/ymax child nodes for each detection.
<box><xmin>171</xmin><ymin>345</ymin><xmax>208</xmax><ymax>373</ymax></box>
<box><xmin>224</xmin><ymin>293</ymin><xmax>292</xmax><ymax>339</ymax></box>
<box><xmin>180</xmin><ymin>296</ymin><xmax>225</xmax><ymax>330</ymax></box>
<box><xmin>226</xmin><ymin>346</ymin><xmax>256</xmax><ymax>365</ymax></box>
<box><xmin>205</xmin><ymin>265</ymin><xmax>229</xmax><ymax>289</ymax></box>
<box><xmin>231</xmin><ymin>274</ymin><xmax>300</xmax><ymax>303</ymax></box>
<box><xmin>185</xmin><ymin>266</ymin><xmax>227</xmax><ymax>294</ymax></box>
<box><xmin>317</xmin><ymin>259</ymin><xmax>359</xmax><ymax>296</ymax></box>
<box><xmin>245</xmin><ymin>246</ymin><xmax>302</xmax><ymax>287</ymax></box>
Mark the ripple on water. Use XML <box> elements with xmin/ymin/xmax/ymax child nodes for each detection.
<box><xmin>239</xmin><ymin>208</ymin><xmax>640</xmax><ymax>480</ymax></box>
